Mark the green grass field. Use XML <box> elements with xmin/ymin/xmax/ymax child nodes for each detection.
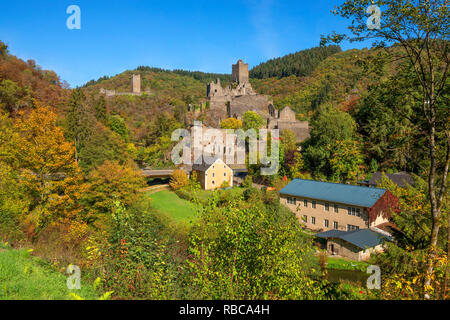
<box><xmin>0</xmin><ymin>243</ymin><xmax>98</xmax><ymax>300</ymax></box>
<box><xmin>325</xmin><ymin>257</ymin><xmax>370</xmax><ymax>271</ymax></box>
<box><xmin>146</xmin><ymin>190</ymin><xmax>198</xmax><ymax>223</ymax></box>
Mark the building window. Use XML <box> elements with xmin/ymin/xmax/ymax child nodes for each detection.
<box><xmin>334</xmin><ymin>204</ymin><xmax>338</xmax><ymax>213</ymax></box>
<box><xmin>333</xmin><ymin>221</ymin><xmax>338</xmax><ymax>229</ymax></box>
<box><xmin>352</xmin><ymin>207</ymin><xmax>356</xmax><ymax>216</ymax></box>
<box><xmin>347</xmin><ymin>224</ymin><xmax>360</xmax><ymax>231</ymax></box>
<box><xmin>312</xmin><ymin>201</ymin><xmax>316</xmax><ymax>209</ymax></box>
<box><xmin>325</xmin><ymin>203</ymin><xmax>329</xmax><ymax>211</ymax></box>
<box><xmin>287</xmin><ymin>197</ymin><xmax>296</xmax><ymax>205</ymax></box>
<box><xmin>212</xmin><ymin>173</ymin><xmax>215</xmax><ymax>177</ymax></box>
<box><xmin>304</xmin><ymin>200</ymin><xmax>308</xmax><ymax>207</ymax></box>
<box><xmin>348</xmin><ymin>207</ymin><xmax>352</xmax><ymax>215</ymax></box>
<box><xmin>311</xmin><ymin>217</ymin><xmax>316</xmax><ymax>224</ymax></box>
<box><xmin>224</xmin><ymin>172</ymin><xmax>226</xmax><ymax>176</ymax></box>
<box><xmin>324</xmin><ymin>219</ymin><xmax>329</xmax><ymax>228</ymax></box>
<box><xmin>356</xmin><ymin>208</ymin><xmax>361</xmax><ymax>217</ymax></box>
<box><xmin>212</xmin><ymin>180</ymin><xmax>215</xmax><ymax>185</ymax></box>
<box><xmin>303</xmin><ymin>215</ymin><xmax>308</xmax><ymax>223</ymax></box>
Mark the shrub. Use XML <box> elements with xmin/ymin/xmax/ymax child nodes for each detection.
<box><xmin>169</xmin><ymin>169</ymin><xmax>189</xmax><ymax>190</ymax></box>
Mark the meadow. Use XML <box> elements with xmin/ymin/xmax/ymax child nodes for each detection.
<box><xmin>0</xmin><ymin>243</ymin><xmax>98</xmax><ymax>300</ymax></box>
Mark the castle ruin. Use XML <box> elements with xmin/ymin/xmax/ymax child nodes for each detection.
<box><xmin>131</xmin><ymin>74</ymin><xmax>141</xmax><ymax>94</ymax></box>
<box><xmin>100</xmin><ymin>73</ymin><xmax>143</xmax><ymax>97</ymax></box>
<box><xmin>206</xmin><ymin>60</ymin><xmax>310</xmax><ymax>142</ymax></box>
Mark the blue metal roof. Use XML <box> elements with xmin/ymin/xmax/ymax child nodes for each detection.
<box><xmin>316</xmin><ymin>229</ymin><xmax>392</xmax><ymax>249</ymax></box>
<box><xmin>279</xmin><ymin>179</ymin><xmax>386</xmax><ymax>208</ymax></box>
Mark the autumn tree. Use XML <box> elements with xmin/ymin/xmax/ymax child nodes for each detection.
<box><xmin>322</xmin><ymin>0</ymin><xmax>449</xmax><ymax>294</ymax></box>
<box><xmin>220</xmin><ymin>117</ymin><xmax>243</xmax><ymax>129</ymax></box>
<box><xmin>0</xmin><ymin>40</ymin><xmax>8</xmax><ymax>56</ymax></box>
<box><xmin>0</xmin><ymin>113</ymin><xmax>28</xmax><ymax>240</ymax></box>
<box><xmin>11</xmin><ymin>106</ymin><xmax>86</xmax><ymax>236</ymax></box>
<box><xmin>83</xmin><ymin>160</ymin><xmax>146</xmax><ymax>224</ymax></box>
<box><xmin>169</xmin><ymin>169</ymin><xmax>189</xmax><ymax>190</ymax></box>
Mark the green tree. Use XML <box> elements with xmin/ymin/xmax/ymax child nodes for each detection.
<box><xmin>95</xmin><ymin>95</ymin><xmax>107</xmax><ymax>123</ymax></box>
<box><xmin>0</xmin><ymin>80</ymin><xmax>33</xmax><ymax>114</ymax></box>
<box><xmin>280</xmin><ymin>129</ymin><xmax>297</xmax><ymax>153</ymax></box>
<box><xmin>303</xmin><ymin>104</ymin><xmax>357</xmax><ymax>177</ymax></box>
<box><xmin>242</xmin><ymin>111</ymin><xmax>264</xmax><ymax>131</ymax></box>
<box><xmin>187</xmin><ymin>194</ymin><xmax>325</xmax><ymax>299</ymax></box>
<box><xmin>66</xmin><ymin>89</ymin><xmax>96</xmax><ymax>162</ymax></box>
<box><xmin>107</xmin><ymin>115</ymin><xmax>129</xmax><ymax>141</ymax></box>
<box><xmin>328</xmin><ymin>140</ymin><xmax>364</xmax><ymax>183</ymax></box>
<box><xmin>78</xmin><ymin>123</ymin><xmax>130</xmax><ymax>172</ymax></box>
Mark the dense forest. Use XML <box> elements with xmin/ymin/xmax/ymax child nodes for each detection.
<box><xmin>250</xmin><ymin>45</ymin><xmax>342</xmax><ymax>79</ymax></box>
<box><xmin>0</xmin><ymin>0</ymin><xmax>448</xmax><ymax>300</ymax></box>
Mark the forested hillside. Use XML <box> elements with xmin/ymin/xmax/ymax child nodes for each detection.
<box><xmin>250</xmin><ymin>45</ymin><xmax>341</xmax><ymax>79</ymax></box>
<box><xmin>251</xmin><ymin>48</ymin><xmax>379</xmax><ymax>114</ymax></box>
<box><xmin>0</xmin><ymin>43</ymin><xmax>69</xmax><ymax>114</ymax></box>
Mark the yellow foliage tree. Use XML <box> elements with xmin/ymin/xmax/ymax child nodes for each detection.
<box><xmin>220</xmin><ymin>117</ymin><xmax>243</xmax><ymax>129</ymax></box>
<box><xmin>169</xmin><ymin>169</ymin><xmax>189</xmax><ymax>190</ymax></box>
<box><xmin>84</xmin><ymin>160</ymin><xmax>146</xmax><ymax>219</ymax></box>
<box><xmin>11</xmin><ymin>106</ymin><xmax>87</xmax><ymax>238</ymax></box>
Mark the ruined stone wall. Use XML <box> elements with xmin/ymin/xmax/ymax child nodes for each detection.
<box><xmin>279</xmin><ymin>106</ymin><xmax>296</xmax><ymax>121</ymax></box>
<box><xmin>228</xmin><ymin>95</ymin><xmax>271</xmax><ymax>119</ymax></box>
<box><xmin>277</xmin><ymin>121</ymin><xmax>311</xmax><ymax>142</ymax></box>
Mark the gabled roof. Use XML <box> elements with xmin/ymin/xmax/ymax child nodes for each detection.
<box><xmin>279</xmin><ymin>179</ymin><xmax>386</xmax><ymax>208</ymax></box>
<box><xmin>369</xmin><ymin>172</ymin><xmax>414</xmax><ymax>188</ymax></box>
<box><xmin>192</xmin><ymin>158</ymin><xmax>231</xmax><ymax>172</ymax></box>
<box><xmin>316</xmin><ymin>229</ymin><xmax>392</xmax><ymax>250</ymax></box>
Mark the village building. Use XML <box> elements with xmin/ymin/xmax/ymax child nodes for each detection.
<box><xmin>358</xmin><ymin>171</ymin><xmax>414</xmax><ymax>188</ymax></box>
<box><xmin>315</xmin><ymin>228</ymin><xmax>393</xmax><ymax>261</ymax></box>
<box><xmin>192</xmin><ymin>158</ymin><xmax>233</xmax><ymax>190</ymax></box>
<box><xmin>279</xmin><ymin>179</ymin><xmax>399</xmax><ymax>232</ymax></box>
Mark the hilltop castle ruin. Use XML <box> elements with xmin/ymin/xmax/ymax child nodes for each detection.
<box><xmin>206</xmin><ymin>60</ymin><xmax>310</xmax><ymax>142</ymax></box>
<box><xmin>100</xmin><ymin>74</ymin><xmax>143</xmax><ymax>97</ymax></box>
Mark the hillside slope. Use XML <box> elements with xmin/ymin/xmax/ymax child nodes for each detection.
<box><xmin>0</xmin><ymin>243</ymin><xmax>98</xmax><ymax>300</ymax></box>
<box><xmin>0</xmin><ymin>41</ymin><xmax>69</xmax><ymax>115</ymax></box>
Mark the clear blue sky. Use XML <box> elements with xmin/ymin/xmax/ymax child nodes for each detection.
<box><xmin>0</xmin><ymin>0</ymin><xmax>370</xmax><ymax>87</ymax></box>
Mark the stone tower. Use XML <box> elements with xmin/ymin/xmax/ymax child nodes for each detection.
<box><xmin>232</xmin><ymin>59</ymin><xmax>249</xmax><ymax>84</ymax></box>
<box><xmin>131</xmin><ymin>74</ymin><xmax>141</xmax><ymax>94</ymax></box>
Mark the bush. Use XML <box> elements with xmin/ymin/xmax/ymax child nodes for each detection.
<box><xmin>169</xmin><ymin>169</ymin><xmax>189</xmax><ymax>190</ymax></box>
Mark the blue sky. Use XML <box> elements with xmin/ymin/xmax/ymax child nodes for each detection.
<box><xmin>0</xmin><ymin>0</ymin><xmax>371</xmax><ymax>87</ymax></box>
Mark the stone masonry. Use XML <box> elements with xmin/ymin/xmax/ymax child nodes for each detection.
<box><xmin>206</xmin><ymin>60</ymin><xmax>310</xmax><ymax>142</ymax></box>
